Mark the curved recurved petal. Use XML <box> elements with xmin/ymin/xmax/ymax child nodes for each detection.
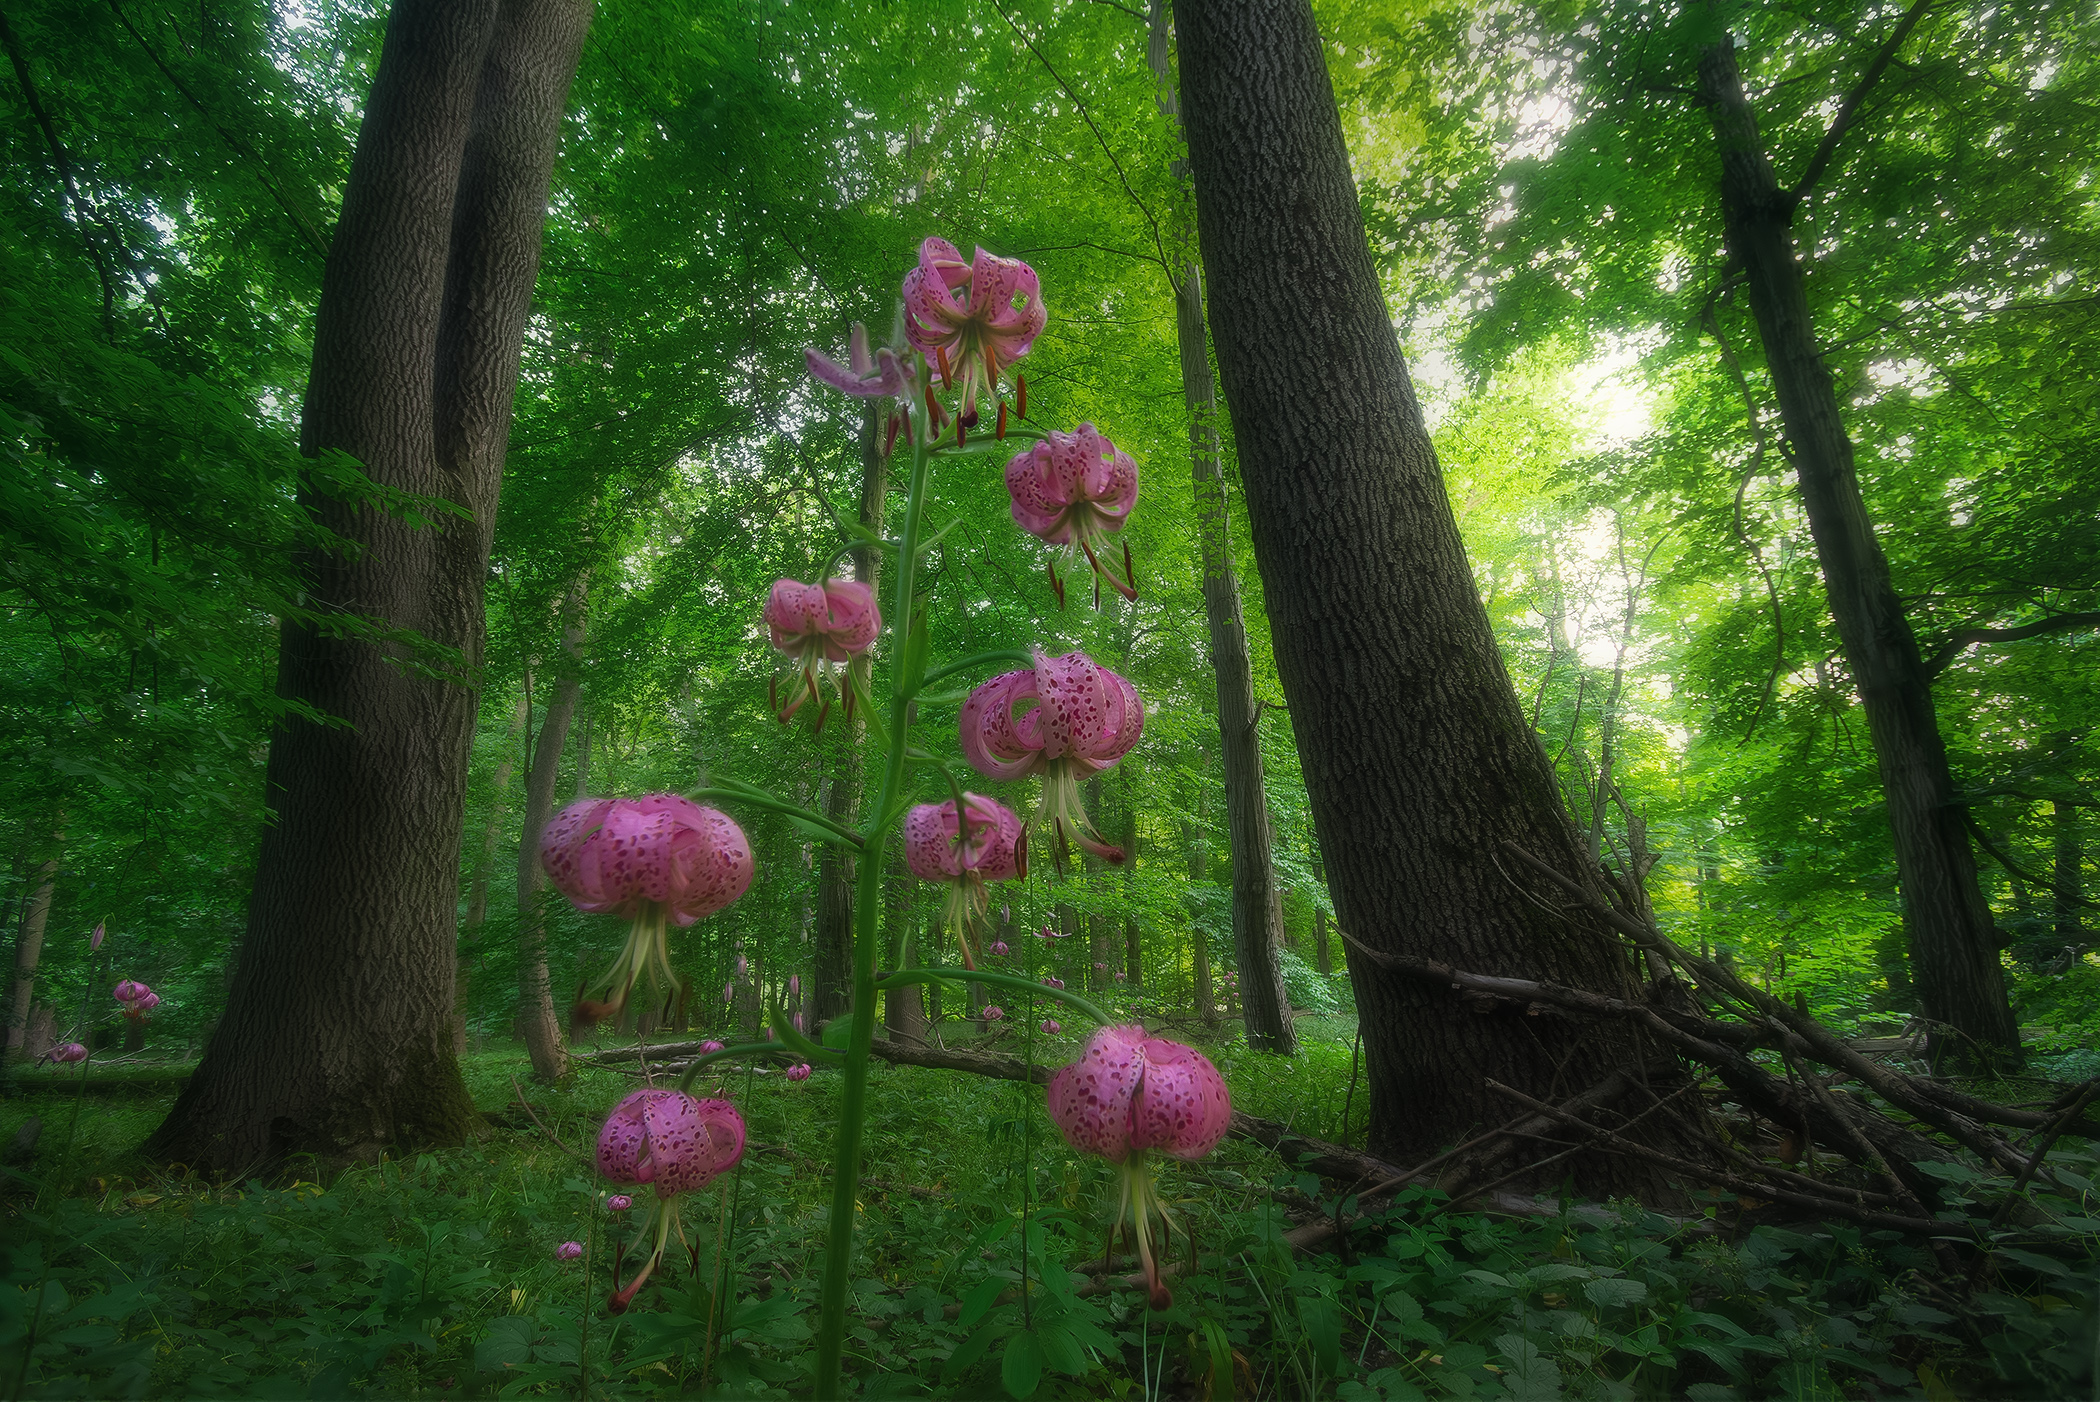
<box><xmin>959</xmin><ymin>669</ymin><xmax>1041</xmax><ymax>782</ymax></box>
<box><xmin>1131</xmin><ymin>1037</ymin><xmax>1231</xmax><ymax>1160</ymax></box>
<box><xmin>1079</xmin><ymin>425</ymin><xmax>1138</xmax><ymax>528</ymax></box>
<box><xmin>1005</xmin><ymin>440</ymin><xmax>1076</xmax><ymax>544</ymax></box>
<box><xmin>905</xmin><ymin>802</ymin><xmax>961</xmax><ymax>881</ymax></box>
<box><xmin>901</xmin><ymin>237</ymin><xmax>970</xmax><ymax>354</ymax></box>
<box><xmin>765</xmin><ymin>579</ymin><xmax>830</xmax><ymax>652</ymax></box>
<box><xmin>1033</xmin><ymin>651</ymin><xmax>1111</xmax><ymax>761</ymax></box>
<box><xmin>667</xmin><ymin>806</ymin><xmax>752</xmax><ymax>925</ymax></box>
<box><xmin>968</xmin><ymin>246</ymin><xmax>1047</xmax><ymax>359</ymax></box>
<box><xmin>821</xmin><ymin>579</ymin><xmax>881</xmax><ymax>659</ymax></box>
<box><xmin>1046</xmin><ymin>1024</ymin><xmax>1149</xmax><ymax>1164</ymax></box>
<box><xmin>1088</xmin><ymin>665</ymin><xmax>1145</xmax><ymax>766</ymax></box>
<box><xmin>542</xmin><ymin>798</ymin><xmax>616</xmax><ymax>910</ymax></box>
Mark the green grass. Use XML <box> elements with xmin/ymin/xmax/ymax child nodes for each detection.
<box><xmin>3</xmin><ymin>1017</ymin><xmax>2095</xmax><ymax>1399</ymax></box>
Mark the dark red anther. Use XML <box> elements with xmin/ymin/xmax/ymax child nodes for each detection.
<box><xmin>1048</xmin><ymin>559</ymin><xmax>1065</xmax><ymax>609</ymax></box>
<box><xmin>956</xmin><ymin>417</ymin><xmax>967</xmax><ymax>449</ymax></box>
<box><xmin>935</xmin><ymin>344</ymin><xmax>955</xmax><ymax>389</ymax></box>
<box><xmin>1016</xmin><ymin>373</ymin><xmax>1027</xmax><ymax>419</ymax></box>
<box><xmin>883</xmin><ymin>412</ymin><xmax>901</xmax><ymax>458</ymax></box>
<box><xmin>1124</xmin><ymin>539</ymin><xmax>1138</xmax><ymax>597</ymax></box>
<box><xmin>996</xmin><ymin>401</ymin><xmax>1008</xmax><ymax>439</ymax></box>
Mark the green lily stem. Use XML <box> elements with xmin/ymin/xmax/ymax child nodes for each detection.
<box><xmin>812</xmin><ymin>408</ymin><xmax>933</xmax><ymax>1401</ymax></box>
<box><xmin>914</xmin><ymin>648</ymin><xmax>1039</xmax><ymax>696</ymax></box>
<box><xmin>685</xmin><ymin>788</ymin><xmax>862</xmax><ymax>849</ymax></box>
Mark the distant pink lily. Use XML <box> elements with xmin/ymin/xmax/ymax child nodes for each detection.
<box><xmin>1006</xmin><ymin>424</ymin><xmax>1139</xmax><ymax>603</ymax></box>
<box><xmin>906</xmin><ymin>793</ymin><xmax>1026</xmax><ymax>968</ymax></box>
<box><xmin>902</xmin><ymin>237</ymin><xmax>1046</xmax><ymax>427</ymax></box>
<box><xmin>765</xmin><ymin>577</ymin><xmax>880</xmax><ymax>727</ymax></box>
<box><xmin>542</xmin><ymin>795</ymin><xmax>753</xmax><ymax>1034</ymax></box>
<box><xmin>961</xmin><ymin>651</ymin><xmax>1144</xmax><ymax>863</ymax></box>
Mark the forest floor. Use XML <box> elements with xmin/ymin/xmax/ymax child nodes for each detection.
<box><xmin>2</xmin><ymin>1014</ymin><xmax>2094</xmax><ymax>1400</ymax></box>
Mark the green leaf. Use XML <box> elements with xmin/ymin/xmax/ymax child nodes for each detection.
<box><xmin>957</xmin><ymin>1278</ymin><xmax>1005</xmax><ymax>1330</ymax></box>
<box><xmin>1001</xmin><ymin>1331</ymin><xmax>1046</xmax><ymax>1398</ymax></box>
<box><xmin>1582</xmin><ymin>1277</ymin><xmax>1648</xmax><ymax>1309</ymax></box>
<box><xmin>943</xmin><ymin>1318</ymin><xmax>1001</xmax><ymax>1381</ymax></box>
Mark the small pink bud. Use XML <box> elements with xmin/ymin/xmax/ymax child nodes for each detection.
<box><xmin>557</xmin><ymin>1241</ymin><xmax>584</xmax><ymax>1261</ymax></box>
<box><xmin>793</xmin><ymin>1011</ymin><xmax>806</xmax><ymax>1033</ymax></box>
<box><xmin>1114</xmin><ymin>971</ymin><xmax>1127</xmax><ymax>982</ymax></box>
<box><xmin>983</xmin><ymin>1005</ymin><xmax>1005</xmax><ymax>1021</ymax></box>
<box><xmin>785</xmin><ymin>1063</ymin><xmax>812</xmax><ymax>1082</ymax></box>
<box><xmin>1041</xmin><ymin>1020</ymin><xmax>1062</xmax><ymax>1034</ymax></box>
<box><xmin>1001</xmin><ymin>903</ymin><xmax>1012</xmax><ymax>922</ymax></box>
<box><xmin>788</xmin><ymin>974</ymin><xmax>801</xmax><ymax>998</ymax></box>
<box><xmin>723</xmin><ymin>981</ymin><xmax>735</xmax><ymax>1005</ymax></box>
<box><xmin>606</xmin><ymin>1195</ymin><xmax>633</xmax><ymax>1212</ymax></box>
<box><xmin>737</xmin><ymin>954</ymin><xmax>749</xmax><ymax>978</ymax></box>
<box><xmin>700</xmin><ymin>1039</ymin><xmax>725</xmax><ymax>1055</ymax></box>
<box><xmin>90</xmin><ymin>920</ymin><xmax>105</xmax><ymax>951</ymax></box>
<box><xmin>990</xmin><ymin>941</ymin><xmax>1010</xmax><ymax>957</ymax></box>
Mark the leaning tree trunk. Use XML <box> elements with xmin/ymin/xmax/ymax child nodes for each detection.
<box><xmin>1696</xmin><ymin>38</ymin><xmax>2019</xmax><ymax>1069</ymax></box>
<box><xmin>813</xmin><ymin>403</ymin><xmax>889</xmax><ymax>1027</ymax></box>
<box><xmin>148</xmin><ymin>0</ymin><xmax>591</xmax><ymax>1171</ymax></box>
<box><xmin>515</xmin><ymin>595</ymin><xmax>584</xmax><ymax>1080</ymax></box>
<box><xmin>1176</xmin><ymin>0</ymin><xmax>1700</xmax><ymax>1182</ymax></box>
<box><xmin>5</xmin><ymin>829</ymin><xmax>61</xmax><ymax>1059</ymax></box>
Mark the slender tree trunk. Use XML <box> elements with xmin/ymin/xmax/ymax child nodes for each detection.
<box><xmin>1148</xmin><ymin>1</ymin><xmax>1292</xmax><ymax>1051</ymax></box>
<box><xmin>2056</xmin><ymin>801</ymin><xmax>2085</xmax><ymax>949</ymax></box>
<box><xmin>1186</xmin><ymin>785</ymin><xmax>1216</xmax><ymax>1025</ymax></box>
<box><xmin>883</xmin><ymin>855</ymin><xmax>925</xmax><ymax>1043</ymax></box>
<box><xmin>458</xmin><ymin>691</ymin><xmax>528</xmax><ymax>1054</ymax></box>
<box><xmin>1176</xmin><ymin>0</ymin><xmax>1700</xmax><ymax>1183</ymax></box>
<box><xmin>814</xmin><ymin>403</ymin><xmax>889</xmax><ymax>1026</ymax></box>
<box><xmin>5</xmin><ymin>828</ymin><xmax>60</xmax><ymax>1059</ymax></box>
<box><xmin>149</xmin><ymin>0</ymin><xmax>591</xmax><ymax>1171</ymax></box>
<box><xmin>1123</xmin><ymin>805</ymin><xmax>1141</xmax><ymax>986</ymax></box>
<box><xmin>572</xmin><ymin>704</ymin><xmax>592</xmax><ymax>800</ymax></box>
<box><xmin>1696</xmin><ymin>38</ymin><xmax>2019</xmax><ymax>1069</ymax></box>
<box><xmin>515</xmin><ymin>598</ymin><xmax>584</xmax><ymax>1080</ymax></box>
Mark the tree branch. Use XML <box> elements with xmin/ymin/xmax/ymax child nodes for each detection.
<box><xmin>1788</xmin><ymin>0</ymin><xmax>1935</xmax><ymax>204</ymax></box>
<box><xmin>1925</xmin><ymin>611</ymin><xmax>2100</xmax><ymax>678</ymax></box>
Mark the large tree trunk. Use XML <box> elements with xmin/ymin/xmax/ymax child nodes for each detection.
<box><xmin>5</xmin><ymin>830</ymin><xmax>61</xmax><ymax>1060</ymax></box>
<box><xmin>1175</xmin><ymin>0</ymin><xmax>1694</xmax><ymax>1182</ymax></box>
<box><xmin>515</xmin><ymin>596</ymin><xmax>584</xmax><ymax>1080</ymax></box>
<box><xmin>148</xmin><ymin>0</ymin><xmax>591</xmax><ymax>1171</ymax></box>
<box><xmin>1185</xmin><ymin>784</ymin><xmax>1216</xmax><ymax>1026</ymax></box>
<box><xmin>813</xmin><ymin>403</ymin><xmax>889</xmax><ymax>1027</ymax></box>
<box><xmin>1696</xmin><ymin>38</ymin><xmax>2019</xmax><ymax>1069</ymax></box>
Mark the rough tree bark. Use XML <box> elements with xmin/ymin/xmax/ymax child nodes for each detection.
<box><xmin>5</xmin><ymin>830</ymin><xmax>60</xmax><ymax>1059</ymax></box>
<box><xmin>1175</xmin><ymin>0</ymin><xmax>1699</xmax><ymax>1180</ymax></box>
<box><xmin>813</xmin><ymin>403</ymin><xmax>889</xmax><ymax>1027</ymax></box>
<box><xmin>514</xmin><ymin>594</ymin><xmax>584</xmax><ymax>1080</ymax></box>
<box><xmin>1696</xmin><ymin>36</ymin><xmax>2020</xmax><ymax>1068</ymax></box>
<box><xmin>1185</xmin><ymin>779</ymin><xmax>1215</xmax><ymax>1026</ymax></box>
<box><xmin>148</xmin><ymin>0</ymin><xmax>591</xmax><ymax>1171</ymax></box>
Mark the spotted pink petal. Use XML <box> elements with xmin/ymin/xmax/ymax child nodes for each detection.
<box><xmin>820</xmin><ymin>580</ymin><xmax>880</xmax><ymax>660</ymax></box>
<box><xmin>905</xmin><ymin>794</ymin><xmax>1026</xmax><ymax>882</ymax></box>
<box><xmin>959</xmin><ymin>669</ymin><xmax>1041</xmax><ymax>781</ymax></box>
<box><xmin>765</xmin><ymin>580</ymin><xmax>831</xmax><ymax>652</ymax></box>
<box><xmin>1047</xmin><ymin>1026</ymin><xmax>1231</xmax><ymax>1166</ymax></box>
<box><xmin>1046</xmin><ymin>1025</ymin><xmax>1148</xmax><ymax>1164</ymax></box>
<box><xmin>597</xmin><ymin>1089</ymin><xmax>745</xmax><ymax>1197</ymax></box>
<box><xmin>1006</xmin><ymin>424</ymin><xmax>1138</xmax><ymax>545</ymax></box>
<box><xmin>540</xmin><ymin>796</ymin><xmax>751</xmax><ymax>924</ymax></box>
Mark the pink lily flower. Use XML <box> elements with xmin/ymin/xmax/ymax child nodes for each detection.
<box><xmin>556</xmin><ymin>1241</ymin><xmax>584</xmax><ymax>1261</ymax></box>
<box><xmin>1041</xmin><ymin>1020</ymin><xmax>1062</xmax><ymax>1035</ymax></box>
<box><xmin>901</xmin><ymin>237</ymin><xmax>1046</xmax><ymax>426</ymax></box>
<box><xmin>785</xmin><ymin>1063</ymin><xmax>813</xmax><ymax>1083</ymax></box>
<box><xmin>90</xmin><ymin>920</ymin><xmax>105</xmax><ymax>951</ymax></box>
<box><xmin>597</xmin><ymin>1090</ymin><xmax>746</xmax><ymax>1313</ymax></box>
<box><xmin>764</xmin><ymin>577</ymin><xmax>880</xmax><ymax>727</ymax></box>
<box><xmin>805</xmin><ymin>321</ymin><xmax>914</xmax><ymax>400</ymax></box>
<box><xmin>606</xmin><ymin>1194</ymin><xmax>633</xmax><ymax>1212</ymax></box>
<box><xmin>960</xmin><ymin>651</ymin><xmax>1144</xmax><ymax>863</ymax></box>
<box><xmin>1048</xmin><ymin>1026</ymin><xmax>1231</xmax><ymax>1309</ymax></box>
<box><xmin>541</xmin><ymin>795</ymin><xmax>753</xmax><ymax>1033</ymax></box>
<box><xmin>990</xmin><ymin>941</ymin><xmax>1010</xmax><ymax>957</ymax></box>
<box><xmin>905</xmin><ymin>794</ymin><xmax>1026</xmax><ymax>968</ymax></box>
<box><xmin>43</xmin><ymin>1042</ymin><xmax>87</xmax><ymax>1064</ymax></box>
<box><xmin>1006</xmin><ymin>424</ymin><xmax>1139</xmax><ymax>603</ymax></box>
<box><xmin>700</xmin><ymin>1040</ymin><xmax>725</xmax><ymax>1055</ymax></box>
<box><xmin>982</xmin><ymin>1005</ymin><xmax>1005</xmax><ymax>1022</ymax></box>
